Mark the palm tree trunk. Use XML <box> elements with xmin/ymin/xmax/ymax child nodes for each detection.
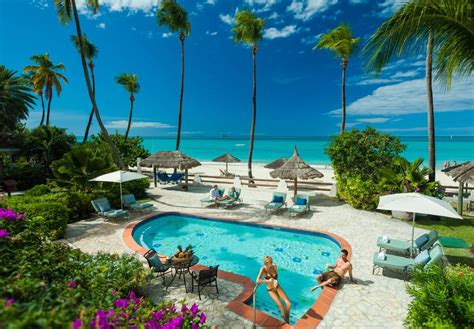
<box><xmin>46</xmin><ymin>90</ymin><xmax>53</xmax><ymax>126</ymax></box>
<box><xmin>71</xmin><ymin>0</ymin><xmax>126</xmax><ymax>169</ymax></box>
<box><xmin>39</xmin><ymin>93</ymin><xmax>45</xmax><ymax>126</ymax></box>
<box><xmin>426</xmin><ymin>33</ymin><xmax>435</xmax><ymax>182</ymax></box>
<box><xmin>125</xmin><ymin>94</ymin><xmax>134</xmax><ymax>140</ymax></box>
<box><xmin>248</xmin><ymin>46</ymin><xmax>257</xmax><ymax>182</ymax></box>
<box><xmin>83</xmin><ymin>65</ymin><xmax>96</xmax><ymax>143</ymax></box>
<box><xmin>176</xmin><ymin>35</ymin><xmax>185</xmax><ymax>151</ymax></box>
<box><xmin>340</xmin><ymin>59</ymin><xmax>347</xmax><ymax>134</ymax></box>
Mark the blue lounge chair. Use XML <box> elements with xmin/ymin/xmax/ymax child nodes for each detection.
<box><xmin>288</xmin><ymin>194</ymin><xmax>310</xmax><ymax>216</ymax></box>
<box><xmin>156</xmin><ymin>172</ymin><xmax>170</xmax><ymax>184</ymax></box>
<box><xmin>121</xmin><ymin>194</ymin><xmax>154</xmax><ymax>213</ymax></box>
<box><xmin>217</xmin><ymin>188</ymin><xmax>242</xmax><ymax>208</ymax></box>
<box><xmin>377</xmin><ymin>230</ymin><xmax>439</xmax><ymax>255</ymax></box>
<box><xmin>169</xmin><ymin>172</ymin><xmax>185</xmax><ymax>184</ymax></box>
<box><xmin>91</xmin><ymin>198</ymin><xmax>129</xmax><ymax>219</ymax></box>
<box><xmin>201</xmin><ymin>188</ymin><xmax>225</xmax><ymax>207</ymax></box>
<box><xmin>265</xmin><ymin>192</ymin><xmax>287</xmax><ymax>213</ymax></box>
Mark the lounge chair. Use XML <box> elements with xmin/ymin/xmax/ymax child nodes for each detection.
<box><xmin>265</xmin><ymin>192</ymin><xmax>287</xmax><ymax>213</ymax></box>
<box><xmin>121</xmin><ymin>194</ymin><xmax>154</xmax><ymax>213</ymax></box>
<box><xmin>377</xmin><ymin>230</ymin><xmax>438</xmax><ymax>255</ymax></box>
<box><xmin>169</xmin><ymin>172</ymin><xmax>185</xmax><ymax>184</ymax></box>
<box><xmin>372</xmin><ymin>243</ymin><xmax>445</xmax><ymax>279</ymax></box>
<box><xmin>91</xmin><ymin>198</ymin><xmax>129</xmax><ymax>219</ymax></box>
<box><xmin>157</xmin><ymin>172</ymin><xmax>170</xmax><ymax>184</ymax></box>
<box><xmin>200</xmin><ymin>188</ymin><xmax>225</xmax><ymax>207</ymax></box>
<box><xmin>219</xmin><ymin>169</ymin><xmax>235</xmax><ymax>178</ymax></box>
<box><xmin>217</xmin><ymin>188</ymin><xmax>242</xmax><ymax>208</ymax></box>
<box><xmin>144</xmin><ymin>249</ymin><xmax>171</xmax><ymax>285</ymax></box>
<box><xmin>288</xmin><ymin>194</ymin><xmax>310</xmax><ymax>216</ymax></box>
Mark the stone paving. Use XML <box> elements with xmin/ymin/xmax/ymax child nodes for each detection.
<box><xmin>64</xmin><ymin>184</ymin><xmax>422</xmax><ymax>328</ymax></box>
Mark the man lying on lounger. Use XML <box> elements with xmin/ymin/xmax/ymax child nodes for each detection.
<box><xmin>310</xmin><ymin>249</ymin><xmax>354</xmax><ymax>291</ymax></box>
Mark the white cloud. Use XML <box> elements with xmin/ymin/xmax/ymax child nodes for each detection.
<box><xmin>377</xmin><ymin>0</ymin><xmax>405</xmax><ymax>17</ymax></box>
<box><xmin>355</xmin><ymin>78</ymin><xmax>401</xmax><ymax>86</ymax></box>
<box><xmin>381</xmin><ymin>127</ymin><xmax>427</xmax><ymax>133</ymax></box>
<box><xmin>162</xmin><ymin>32</ymin><xmax>173</xmax><ymax>38</ymax></box>
<box><xmin>330</xmin><ymin>77</ymin><xmax>474</xmax><ymax>116</ymax></box>
<box><xmin>245</xmin><ymin>0</ymin><xmax>278</xmax><ymax>12</ymax></box>
<box><xmin>30</xmin><ymin>0</ymin><xmax>48</xmax><ymax>10</ymax></box>
<box><xmin>391</xmin><ymin>70</ymin><xmax>422</xmax><ymax>79</ymax></box>
<box><xmin>205</xmin><ymin>30</ymin><xmax>218</xmax><ymax>36</ymax></box>
<box><xmin>106</xmin><ymin>120</ymin><xmax>173</xmax><ymax>129</ymax></box>
<box><xmin>287</xmin><ymin>0</ymin><xmax>338</xmax><ymax>21</ymax></box>
<box><xmin>301</xmin><ymin>32</ymin><xmax>324</xmax><ymax>45</ymax></box>
<box><xmin>264</xmin><ymin>25</ymin><xmax>297</xmax><ymax>39</ymax></box>
<box><xmin>97</xmin><ymin>22</ymin><xmax>106</xmax><ymax>29</ymax></box>
<box><xmin>206</xmin><ymin>0</ymin><xmax>216</xmax><ymax>4</ymax></box>
<box><xmin>219</xmin><ymin>13</ymin><xmax>235</xmax><ymax>25</ymax></box>
<box><xmin>268</xmin><ymin>12</ymin><xmax>278</xmax><ymax>19</ymax></box>
<box><xmin>357</xmin><ymin>117</ymin><xmax>392</xmax><ymax>123</ymax></box>
<box><xmin>76</xmin><ymin>0</ymin><xmax>159</xmax><ymax>14</ymax></box>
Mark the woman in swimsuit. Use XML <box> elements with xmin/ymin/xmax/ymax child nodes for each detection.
<box><xmin>256</xmin><ymin>256</ymin><xmax>291</xmax><ymax>323</ymax></box>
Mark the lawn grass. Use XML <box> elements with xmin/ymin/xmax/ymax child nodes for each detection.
<box><xmin>415</xmin><ymin>213</ymin><xmax>473</xmax><ymax>267</ymax></box>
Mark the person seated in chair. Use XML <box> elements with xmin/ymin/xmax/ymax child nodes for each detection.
<box><xmin>219</xmin><ymin>187</ymin><xmax>238</xmax><ymax>201</ymax></box>
<box><xmin>310</xmin><ymin>249</ymin><xmax>354</xmax><ymax>291</ymax></box>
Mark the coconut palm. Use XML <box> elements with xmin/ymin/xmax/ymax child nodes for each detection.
<box><xmin>314</xmin><ymin>24</ymin><xmax>360</xmax><ymax>134</ymax></box>
<box><xmin>71</xmin><ymin>34</ymin><xmax>99</xmax><ymax>143</ymax></box>
<box><xmin>157</xmin><ymin>0</ymin><xmax>190</xmax><ymax>151</ymax></box>
<box><xmin>25</xmin><ymin>72</ymin><xmax>46</xmax><ymax>126</ymax></box>
<box><xmin>115</xmin><ymin>73</ymin><xmax>140</xmax><ymax>140</ymax></box>
<box><xmin>23</xmin><ymin>53</ymin><xmax>68</xmax><ymax>126</ymax></box>
<box><xmin>53</xmin><ymin>0</ymin><xmax>126</xmax><ymax>169</ymax></box>
<box><xmin>364</xmin><ymin>0</ymin><xmax>474</xmax><ymax>181</ymax></box>
<box><xmin>232</xmin><ymin>10</ymin><xmax>265</xmax><ymax>181</ymax></box>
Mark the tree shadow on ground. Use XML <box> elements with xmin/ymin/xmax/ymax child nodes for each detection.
<box><xmin>312</xmin><ymin>195</ymin><xmax>345</xmax><ymax>208</ymax></box>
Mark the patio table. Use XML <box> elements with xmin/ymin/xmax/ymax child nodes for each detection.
<box><xmin>165</xmin><ymin>255</ymin><xmax>199</xmax><ymax>292</ymax></box>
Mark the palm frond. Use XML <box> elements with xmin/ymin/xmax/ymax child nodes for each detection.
<box><xmin>54</xmin><ymin>0</ymin><xmax>72</xmax><ymax>25</ymax></box>
<box><xmin>70</xmin><ymin>34</ymin><xmax>99</xmax><ymax>61</ymax></box>
<box><xmin>115</xmin><ymin>73</ymin><xmax>140</xmax><ymax>94</ymax></box>
<box><xmin>232</xmin><ymin>10</ymin><xmax>265</xmax><ymax>46</ymax></box>
<box><xmin>315</xmin><ymin>23</ymin><xmax>360</xmax><ymax>60</ymax></box>
<box><xmin>156</xmin><ymin>0</ymin><xmax>190</xmax><ymax>37</ymax></box>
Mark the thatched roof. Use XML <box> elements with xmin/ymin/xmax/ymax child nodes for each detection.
<box><xmin>212</xmin><ymin>153</ymin><xmax>241</xmax><ymax>163</ymax></box>
<box><xmin>264</xmin><ymin>157</ymin><xmax>287</xmax><ymax>169</ymax></box>
<box><xmin>140</xmin><ymin>151</ymin><xmax>201</xmax><ymax>170</ymax></box>
<box><xmin>270</xmin><ymin>146</ymin><xmax>323</xmax><ymax>180</ymax></box>
<box><xmin>442</xmin><ymin>162</ymin><xmax>474</xmax><ymax>184</ymax></box>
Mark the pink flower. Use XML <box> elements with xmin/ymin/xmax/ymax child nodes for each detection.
<box><xmin>5</xmin><ymin>298</ymin><xmax>15</xmax><ymax>307</ymax></box>
<box><xmin>0</xmin><ymin>209</ymin><xmax>24</xmax><ymax>221</ymax></box>
<box><xmin>0</xmin><ymin>229</ymin><xmax>9</xmax><ymax>238</ymax></box>
<box><xmin>113</xmin><ymin>298</ymin><xmax>129</xmax><ymax>309</ymax></box>
<box><xmin>112</xmin><ymin>289</ymin><xmax>117</xmax><ymax>295</ymax></box>
<box><xmin>199</xmin><ymin>312</ymin><xmax>206</xmax><ymax>324</ymax></box>
<box><xmin>152</xmin><ymin>311</ymin><xmax>163</xmax><ymax>321</ymax></box>
<box><xmin>72</xmin><ymin>319</ymin><xmax>82</xmax><ymax>329</ymax></box>
<box><xmin>190</xmin><ymin>304</ymin><xmax>199</xmax><ymax>317</ymax></box>
<box><xmin>181</xmin><ymin>304</ymin><xmax>188</xmax><ymax>313</ymax></box>
<box><xmin>67</xmin><ymin>281</ymin><xmax>77</xmax><ymax>288</ymax></box>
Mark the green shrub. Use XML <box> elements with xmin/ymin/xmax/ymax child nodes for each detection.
<box><xmin>6</xmin><ymin>163</ymin><xmax>48</xmax><ymax>190</ymax></box>
<box><xmin>24</xmin><ymin>184</ymin><xmax>51</xmax><ymax>197</ymax></box>
<box><xmin>405</xmin><ymin>264</ymin><xmax>474</xmax><ymax>328</ymax></box>
<box><xmin>338</xmin><ymin>175</ymin><xmax>381</xmax><ymax>210</ymax></box>
<box><xmin>91</xmin><ymin>133</ymin><xmax>150</xmax><ymax>167</ymax></box>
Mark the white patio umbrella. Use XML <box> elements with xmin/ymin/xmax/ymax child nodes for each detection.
<box><xmin>377</xmin><ymin>192</ymin><xmax>462</xmax><ymax>257</ymax></box>
<box><xmin>90</xmin><ymin>170</ymin><xmax>149</xmax><ymax>209</ymax></box>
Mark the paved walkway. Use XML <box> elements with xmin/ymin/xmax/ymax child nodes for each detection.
<box><xmin>64</xmin><ymin>184</ymin><xmax>420</xmax><ymax>328</ymax></box>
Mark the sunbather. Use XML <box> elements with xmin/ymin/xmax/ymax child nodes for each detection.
<box><xmin>310</xmin><ymin>249</ymin><xmax>354</xmax><ymax>291</ymax></box>
<box><xmin>219</xmin><ymin>187</ymin><xmax>238</xmax><ymax>201</ymax></box>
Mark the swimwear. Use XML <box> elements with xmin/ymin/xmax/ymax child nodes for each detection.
<box><xmin>263</xmin><ymin>267</ymin><xmax>278</xmax><ymax>292</ymax></box>
<box><xmin>320</xmin><ymin>271</ymin><xmax>341</xmax><ymax>286</ymax></box>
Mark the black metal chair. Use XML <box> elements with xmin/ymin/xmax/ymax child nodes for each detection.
<box><xmin>191</xmin><ymin>265</ymin><xmax>219</xmax><ymax>300</ymax></box>
<box><xmin>144</xmin><ymin>249</ymin><xmax>171</xmax><ymax>285</ymax></box>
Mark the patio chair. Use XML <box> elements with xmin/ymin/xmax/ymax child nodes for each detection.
<box><xmin>169</xmin><ymin>172</ymin><xmax>185</xmax><ymax>184</ymax></box>
<box><xmin>217</xmin><ymin>188</ymin><xmax>242</xmax><ymax>208</ymax></box>
<box><xmin>191</xmin><ymin>265</ymin><xmax>219</xmax><ymax>300</ymax></box>
<box><xmin>265</xmin><ymin>192</ymin><xmax>287</xmax><ymax>213</ymax></box>
<box><xmin>156</xmin><ymin>172</ymin><xmax>170</xmax><ymax>184</ymax></box>
<box><xmin>91</xmin><ymin>198</ymin><xmax>129</xmax><ymax>219</ymax></box>
<box><xmin>372</xmin><ymin>243</ymin><xmax>444</xmax><ymax>279</ymax></box>
<box><xmin>144</xmin><ymin>249</ymin><xmax>171</xmax><ymax>285</ymax></box>
<box><xmin>377</xmin><ymin>230</ymin><xmax>438</xmax><ymax>255</ymax></box>
<box><xmin>288</xmin><ymin>194</ymin><xmax>310</xmax><ymax>216</ymax></box>
<box><xmin>200</xmin><ymin>188</ymin><xmax>225</xmax><ymax>207</ymax></box>
<box><xmin>121</xmin><ymin>194</ymin><xmax>154</xmax><ymax>214</ymax></box>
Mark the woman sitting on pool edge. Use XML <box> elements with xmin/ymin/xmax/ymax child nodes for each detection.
<box><xmin>256</xmin><ymin>256</ymin><xmax>291</xmax><ymax>323</ymax></box>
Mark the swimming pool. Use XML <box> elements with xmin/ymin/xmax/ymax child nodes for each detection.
<box><xmin>131</xmin><ymin>213</ymin><xmax>343</xmax><ymax>324</ymax></box>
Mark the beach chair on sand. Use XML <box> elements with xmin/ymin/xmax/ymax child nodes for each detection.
<box><xmin>288</xmin><ymin>194</ymin><xmax>310</xmax><ymax>216</ymax></box>
<box><xmin>121</xmin><ymin>194</ymin><xmax>154</xmax><ymax>214</ymax></box>
<box><xmin>372</xmin><ymin>244</ymin><xmax>445</xmax><ymax>279</ymax></box>
<box><xmin>157</xmin><ymin>172</ymin><xmax>170</xmax><ymax>184</ymax></box>
<box><xmin>169</xmin><ymin>172</ymin><xmax>185</xmax><ymax>184</ymax></box>
<box><xmin>265</xmin><ymin>192</ymin><xmax>286</xmax><ymax>213</ymax></box>
<box><xmin>217</xmin><ymin>188</ymin><xmax>242</xmax><ymax>208</ymax></box>
<box><xmin>200</xmin><ymin>188</ymin><xmax>225</xmax><ymax>207</ymax></box>
<box><xmin>91</xmin><ymin>198</ymin><xmax>129</xmax><ymax>219</ymax></box>
<box><xmin>376</xmin><ymin>230</ymin><xmax>439</xmax><ymax>256</ymax></box>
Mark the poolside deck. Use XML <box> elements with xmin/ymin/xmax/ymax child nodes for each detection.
<box><xmin>64</xmin><ymin>184</ymin><xmax>419</xmax><ymax>328</ymax></box>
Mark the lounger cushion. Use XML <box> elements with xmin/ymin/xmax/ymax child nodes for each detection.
<box><xmin>295</xmin><ymin>197</ymin><xmax>307</xmax><ymax>206</ymax></box>
<box><xmin>289</xmin><ymin>205</ymin><xmax>307</xmax><ymax>213</ymax></box>
<box><xmin>414</xmin><ymin>250</ymin><xmax>430</xmax><ymax>266</ymax></box>
<box><xmin>372</xmin><ymin>252</ymin><xmax>415</xmax><ymax>271</ymax></box>
<box><xmin>131</xmin><ymin>203</ymin><xmax>153</xmax><ymax>210</ymax></box>
<box><xmin>273</xmin><ymin>196</ymin><xmax>284</xmax><ymax>203</ymax></box>
<box><xmin>122</xmin><ymin>194</ymin><xmax>136</xmax><ymax>205</ymax></box>
<box><xmin>148</xmin><ymin>254</ymin><xmax>163</xmax><ymax>268</ymax></box>
<box><xmin>415</xmin><ymin>234</ymin><xmax>429</xmax><ymax>248</ymax></box>
<box><xmin>97</xmin><ymin>201</ymin><xmax>111</xmax><ymax>212</ymax></box>
<box><xmin>376</xmin><ymin>237</ymin><xmax>411</xmax><ymax>253</ymax></box>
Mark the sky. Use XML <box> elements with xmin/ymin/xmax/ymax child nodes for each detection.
<box><xmin>1</xmin><ymin>0</ymin><xmax>473</xmax><ymax>137</ymax></box>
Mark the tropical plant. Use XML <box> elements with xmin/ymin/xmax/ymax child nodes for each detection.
<box><xmin>364</xmin><ymin>0</ymin><xmax>474</xmax><ymax>181</ymax></box>
<box><xmin>53</xmin><ymin>0</ymin><xmax>126</xmax><ymax>169</ymax></box>
<box><xmin>232</xmin><ymin>10</ymin><xmax>265</xmax><ymax>181</ymax></box>
<box><xmin>157</xmin><ymin>0</ymin><xmax>190</xmax><ymax>151</ymax></box>
<box><xmin>115</xmin><ymin>73</ymin><xmax>140</xmax><ymax>140</ymax></box>
<box><xmin>24</xmin><ymin>72</ymin><xmax>46</xmax><ymax>127</ymax></box>
<box><xmin>91</xmin><ymin>132</ymin><xmax>150</xmax><ymax>167</ymax></box>
<box><xmin>315</xmin><ymin>23</ymin><xmax>360</xmax><ymax>133</ymax></box>
<box><xmin>23</xmin><ymin>53</ymin><xmax>68</xmax><ymax>126</ymax></box>
<box><xmin>71</xmin><ymin>34</ymin><xmax>99</xmax><ymax>143</ymax></box>
<box><xmin>379</xmin><ymin>157</ymin><xmax>439</xmax><ymax>195</ymax></box>
<box><xmin>50</xmin><ymin>143</ymin><xmax>117</xmax><ymax>191</ymax></box>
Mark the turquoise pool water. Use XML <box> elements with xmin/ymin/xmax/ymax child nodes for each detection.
<box><xmin>132</xmin><ymin>213</ymin><xmax>341</xmax><ymax>324</ymax></box>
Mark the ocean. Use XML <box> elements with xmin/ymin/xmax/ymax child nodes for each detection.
<box><xmin>139</xmin><ymin>136</ymin><xmax>474</xmax><ymax>169</ymax></box>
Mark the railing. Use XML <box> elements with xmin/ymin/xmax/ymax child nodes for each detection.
<box><xmin>252</xmin><ymin>282</ymin><xmax>260</xmax><ymax>329</ymax></box>
<box><xmin>440</xmin><ymin>184</ymin><xmax>473</xmax><ymax>197</ymax></box>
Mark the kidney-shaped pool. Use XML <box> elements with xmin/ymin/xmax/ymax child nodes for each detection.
<box><xmin>131</xmin><ymin>213</ymin><xmax>345</xmax><ymax>324</ymax></box>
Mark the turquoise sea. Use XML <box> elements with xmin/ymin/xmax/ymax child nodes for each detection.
<box><xmin>140</xmin><ymin>136</ymin><xmax>474</xmax><ymax>169</ymax></box>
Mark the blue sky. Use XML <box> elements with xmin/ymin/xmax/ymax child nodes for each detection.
<box><xmin>1</xmin><ymin>0</ymin><xmax>473</xmax><ymax>137</ymax></box>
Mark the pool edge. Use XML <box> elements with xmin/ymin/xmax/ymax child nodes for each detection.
<box><xmin>123</xmin><ymin>211</ymin><xmax>352</xmax><ymax>329</ymax></box>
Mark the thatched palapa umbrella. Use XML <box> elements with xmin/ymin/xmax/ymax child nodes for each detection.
<box><xmin>212</xmin><ymin>153</ymin><xmax>240</xmax><ymax>175</ymax></box>
<box><xmin>270</xmin><ymin>146</ymin><xmax>323</xmax><ymax>198</ymax></box>
<box><xmin>442</xmin><ymin>161</ymin><xmax>474</xmax><ymax>215</ymax></box>
<box><xmin>140</xmin><ymin>151</ymin><xmax>201</xmax><ymax>189</ymax></box>
<box><xmin>264</xmin><ymin>157</ymin><xmax>287</xmax><ymax>169</ymax></box>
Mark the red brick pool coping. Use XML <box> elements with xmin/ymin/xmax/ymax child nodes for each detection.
<box><xmin>123</xmin><ymin>211</ymin><xmax>352</xmax><ymax>329</ymax></box>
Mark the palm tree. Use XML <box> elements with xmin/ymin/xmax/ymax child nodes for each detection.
<box><xmin>232</xmin><ymin>10</ymin><xmax>265</xmax><ymax>181</ymax></box>
<box><xmin>157</xmin><ymin>0</ymin><xmax>190</xmax><ymax>151</ymax></box>
<box><xmin>53</xmin><ymin>0</ymin><xmax>126</xmax><ymax>169</ymax></box>
<box><xmin>71</xmin><ymin>34</ymin><xmax>99</xmax><ymax>143</ymax></box>
<box><xmin>25</xmin><ymin>72</ymin><xmax>46</xmax><ymax>126</ymax></box>
<box><xmin>315</xmin><ymin>24</ymin><xmax>360</xmax><ymax>134</ymax></box>
<box><xmin>364</xmin><ymin>0</ymin><xmax>473</xmax><ymax>181</ymax></box>
<box><xmin>23</xmin><ymin>53</ymin><xmax>68</xmax><ymax>126</ymax></box>
<box><xmin>115</xmin><ymin>73</ymin><xmax>140</xmax><ymax>140</ymax></box>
